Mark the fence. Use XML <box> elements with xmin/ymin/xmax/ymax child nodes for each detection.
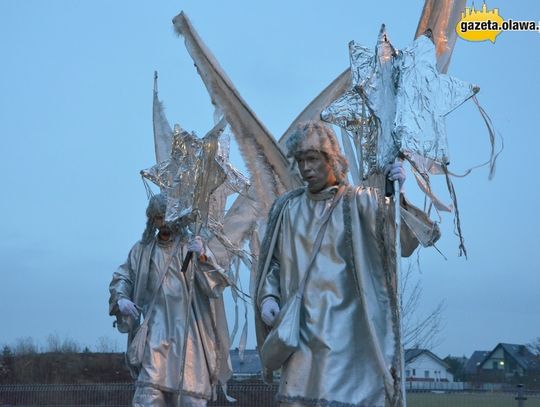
<box><xmin>1</xmin><ymin>382</ymin><xmax>540</xmax><ymax>406</ymax></box>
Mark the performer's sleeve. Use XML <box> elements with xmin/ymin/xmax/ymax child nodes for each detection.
<box><xmin>399</xmin><ymin>194</ymin><xmax>441</xmax><ymax>257</ymax></box>
<box><xmin>195</xmin><ymin>243</ymin><xmax>231</xmax><ymax>298</ymax></box>
<box><xmin>108</xmin><ymin>245</ymin><xmax>137</xmax><ymax>316</ymax></box>
<box><xmin>108</xmin><ymin>244</ymin><xmax>139</xmax><ymax>333</ymax></box>
<box><xmin>257</xmin><ymin>249</ymin><xmax>281</xmax><ymax>307</ymax></box>
<box><xmin>357</xmin><ymin>187</ymin><xmax>439</xmax><ymax>258</ymax></box>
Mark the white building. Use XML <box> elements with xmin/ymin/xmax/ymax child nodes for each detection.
<box><xmin>405</xmin><ymin>348</ymin><xmax>454</xmax><ymax>382</ymax></box>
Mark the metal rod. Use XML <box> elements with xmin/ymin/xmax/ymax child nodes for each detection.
<box><xmin>176</xmin><ymin>217</ymin><xmax>201</xmax><ymax>407</ymax></box>
<box><xmin>394</xmin><ymin>177</ymin><xmax>407</xmax><ymax>407</ymax></box>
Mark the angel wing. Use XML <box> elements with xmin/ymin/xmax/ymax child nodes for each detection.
<box><xmin>172</xmin><ymin>11</ymin><xmax>304</xmax><ymax>272</ymax></box>
<box><xmin>173</xmin><ymin>12</ymin><xmax>301</xmax><ymax>210</ymax></box>
<box><xmin>170</xmin><ymin>1</ymin><xmax>471</xmax><ymax>265</ymax></box>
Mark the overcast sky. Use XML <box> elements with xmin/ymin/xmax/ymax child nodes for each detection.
<box><xmin>1</xmin><ymin>0</ymin><xmax>539</xmax><ymax>359</ymax></box>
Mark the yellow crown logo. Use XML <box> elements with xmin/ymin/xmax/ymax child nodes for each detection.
<box><xmin>456</xmin><ymin>3</ymin><xmax>504</xmax><ymax>43</ymax></box>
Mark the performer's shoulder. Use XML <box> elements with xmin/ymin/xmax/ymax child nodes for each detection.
<box><xmin>345</xmin><ymin>184</ymin><xmax>382</xmax><ymax>209</ymax></box>
<box><xmin>271</xmin><ymin>187</ymin><xmax>305</xmax><ymax>209</ymax></box>
<box><xmin>346</xmin><ymin>184</ymin><xmax>378</xmax><ymax>196</ymax></box>
<box><xmin>127</xmin><ymin>239</ymin><xmax>151</xmax><ymax>257</ymax></box>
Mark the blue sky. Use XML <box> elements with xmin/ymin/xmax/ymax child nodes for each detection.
<box><xmin>1</xmin><ymin>0</ymin><xmax>539</xmax><ymax>358</ymax></box>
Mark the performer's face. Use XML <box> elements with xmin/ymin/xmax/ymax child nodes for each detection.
<box><xmin>154</xmin><ymin>214</ymin><xmax>172</xmax><ymax>239</ymax></box>
<box><xmin>295</xmin><ymin>149</ymin><xmax>337</xmax><ymax>193</ymax></box>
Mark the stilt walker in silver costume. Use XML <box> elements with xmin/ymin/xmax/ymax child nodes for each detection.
<box><xmin>109</xmin><ymin>194</ymin><xmax>232</xmax><ymax>407</ymax></box>
<box><xmin>255</xmin><ymin>121</ymin><xmax>441</xmax><ymax>407</ymax></box>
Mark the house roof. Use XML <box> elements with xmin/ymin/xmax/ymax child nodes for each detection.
<box><xmin>464</xmin><ymin>350</ymin><xmax>489</xmax><ymax>374</ymax></box>
<box><xmin>480</xmin><ymin>343</ymin><xmax>540</xmax><ymax>372</ymax></box>
<box><xmin>229</xmin><ymin>349</ymin><xmax>261</xmax><ymax>375</ymax></box>
<box><xmin>405</xmin><ymin>348</ymin><xmax>449</xmax><ymax>369</ymax></box>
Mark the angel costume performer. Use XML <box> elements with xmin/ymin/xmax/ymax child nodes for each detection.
<box><xmin>255</xmin><ymin>122</ymin><xmax>440</xmax><ymax>407</ymax></box>
<box><xmin>109</xmin><ymin>194</ymin><xmax>231</xmax><ymax>407</ymax></box>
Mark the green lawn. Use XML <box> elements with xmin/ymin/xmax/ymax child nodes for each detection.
<box><xmin>403</xmin><ymin>392</ymin><xmax>540</xmax><ymax>407</ymax></box>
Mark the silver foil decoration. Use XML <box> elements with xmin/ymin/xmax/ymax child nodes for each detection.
<box><xmin>141</xmin><ymin>119</ymin><xmax>250</xmax><ymax>224</ymax></box>
<box><xmin>322</xmin><ymin>26</ymin><xmax>478</xmax><ymax>179</ymax></box>
<box><xmin>395</xmin><ymin>35</ymin><xmax>479</xmax><ymax>172</ymax></box>
<box><xmin>141</xmin><ymin>124</ymin><xmax>216</xmax><ymax>222</ymax></box>
<box><xmin>209</xmin><ymin>125</ymin><xmax>251</xmax><ymax>226</ymax></box>
<box><xmin>216</xmin><ymin>126</ymin><xmax>250</xmax><ymax>197</ymax></box>
<box><xmin>322</xmin><ymin>26</ymin><xmax>399</xmax><ymax>179</ymax></box>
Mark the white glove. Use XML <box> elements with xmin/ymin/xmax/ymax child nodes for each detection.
<box><xmin>261</xmin><ymin>297</ymin><xmax>280</xmax><ymax>327</ymax></box>
<box><xmin>117</xmin><ymin>298</ymin><xmax>139</xmax><ymax>319</ymax></box>
<box><xmin>386</xmin><ymin>160</ymin><xmax>406</xmax><ymax>191</ymax></box>
<box><xmin>187</xmin><ymin>236</ymin><xmax>205</xmax><ymax>256</ymax></box>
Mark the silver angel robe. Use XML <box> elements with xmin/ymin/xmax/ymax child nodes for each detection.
<box><xmin>109</xmin><ymin>235</ymin><xmax>231</xmax><ymax>400</ymax></box>
<box><xmin>255</xmin><ymin>185</ymin><xmax>439</xmax><ymax>407</ymax></box>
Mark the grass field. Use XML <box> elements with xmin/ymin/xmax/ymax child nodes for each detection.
<box><xmin>405</xmin><ymin>392</ymin><xmax>540</xmax><ymax>407</ymax></box>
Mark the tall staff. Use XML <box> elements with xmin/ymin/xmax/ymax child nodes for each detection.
<box><xmin>321</xmin><ymin>5</ymin><xmax>479</xmax><ymax>405</ymax></box>
<box><xmin>175</xmin><ymin>128</ymin><xmax>225</xmax><ymax>407</ymax></box>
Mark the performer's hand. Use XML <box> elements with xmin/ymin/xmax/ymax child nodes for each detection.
<box><xmin>386</xmin><ymin>161</ymin><xmax>406</xmax><ymax>192</ymax></box>
<box><xmin>188</xmin><ymin>236</ymin><xmax>207</xmax><ymax>263</ymax></box>
<box><xmin>117</xmin><ymin>298</ymin><xmax>140</xmax><ymax>319</ymax></box>
<box><xmin>188</xmin><ymin>236</ymin><xmax>205</xmax><ymax>254</ymax></box>
<box><xmin>261</xmin><ymin>297</ymin><xmax>280</xmax><ymax>327</ymax></box>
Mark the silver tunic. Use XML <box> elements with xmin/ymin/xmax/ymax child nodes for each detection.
<box><xmin>256</xmin><ymin>186</ymin><xmax>437</xmax><ymax>407</ymax></box>
<box><xmin>109</xmin><ymin>235</ymin><xmax>231</xmax><ymax>400</ymax></box>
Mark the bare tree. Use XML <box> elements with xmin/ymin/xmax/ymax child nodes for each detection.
<box><xmin>400</xmin><ymin>261</ymin><xmax>446</xmax><ymax>350</ymax></box>
<box><xmin>95</xmin><ymin>336</ymin><xmax>119</xmax><ymax>353</ymax></box>
<box><xmin>12</xmin><ymin>337</ymin><xmax>38</xmax><ymax>355</ymax></box>
<box><xmin>44</xmin><ymin>333</ymin><xmax>81</xmax><ymax>353</ymax></box>
<box><xmin>45</xmin><ymin>333</ymin><xmax>62</xmax><ymax>352</ymax></box>
<box><xmin>59</xmin><ymin>337</ymin><xmax>81</xmax><ymax>353</ymax></box>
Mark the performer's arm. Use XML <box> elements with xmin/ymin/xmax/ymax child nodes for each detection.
<box><xmin>258</xmin><ymin>256</ymin><xmax>281</xmax><ymax>307</ymax></box>
<box><xmin>109</xmin><ymin>246</ymin><xmax>138</xmax><ymax>315</ymax></box>
<box><xmin>193</xmin><ymin>239</ymin><xmax>231</xmax><ymax>298</ymax></box>
<box><xmin>387</xmin><ymin>160</ymin><xmax>441</xmax><ymax>257</ymax></box>
<box><xmin>109</xmin><ymin>244</ymin><xmax>140</xmax><ymax>332</ymax></box>
<box><xmin>258</xmin><ymin>256</ymin><xmax>281</xmax><ymax>327</ymax></box>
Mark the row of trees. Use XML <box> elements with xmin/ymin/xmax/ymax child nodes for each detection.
<box><xmin>0</xmin><ymin>335</ymin><xmax>124</xmax><ymax>384</ymax></box>
<box><xmin>0</xmin><ymin>344</ymin><xmax>130</xmax><ymax>384</ymax></box>
<box><xmin>1</xmin><ymin>334</ymin><xmax>119</xmax><ymax>356</ymax></box>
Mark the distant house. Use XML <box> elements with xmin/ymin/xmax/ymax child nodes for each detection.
<box><xmin>405</xmin><ymin>349</ymin><xmax>454</xmax><ymax>382</ymax></box>
<box><xmin>229</xmin><ymin>349</ymin><xmax>261</xmax><ymax>379</ymax></box>
<box><xmin>464</xmin><ymin>350</ymin><xmax>490</xmax><ymax>376</ymax></box>
<box><xmin>478</xmin><ymin>343</ymin><xmax>540</xmax><ymax>378</ymax></box>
